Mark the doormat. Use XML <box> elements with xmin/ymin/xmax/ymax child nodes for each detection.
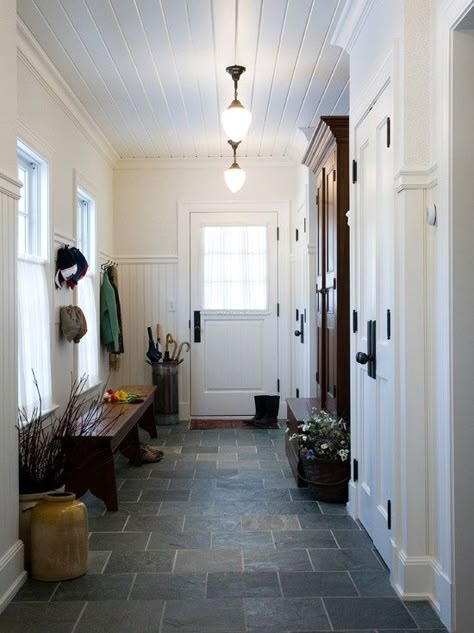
<box><xmin>189</xmin><ymin>419</ymin><xmax>279</xmax><ymax>430</ymax></box>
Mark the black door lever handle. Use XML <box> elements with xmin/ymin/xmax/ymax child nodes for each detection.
<box><xmin>294</xmin><ymin>330</ymin><xmax>302</xmax><ymax>337</ymax></box>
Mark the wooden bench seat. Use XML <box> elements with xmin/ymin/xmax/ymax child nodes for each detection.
<box><xmin>62</xmin><ymin>385</ymin><xmax>157</xmax><ymax>511</ymax></box>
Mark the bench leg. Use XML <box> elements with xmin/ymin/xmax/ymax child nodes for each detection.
<box><xmin>64</xmin><ymin>446</ymin><xmax>119</xmax><ymax>512</ymax></box>
<box><xmin>118</xmin><ymin>424</ymin><xmax>142</xmax><ymax>467</ymax></box>
<box><xmin>138</xmin><ymin>401</ymin><xmax>157</xmax><ymax>439</ymax></box>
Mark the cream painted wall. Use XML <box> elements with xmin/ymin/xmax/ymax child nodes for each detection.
<box><xmin>114</xmin><ymin>160</ymin><xmax>298</xmax><ymax>256</ymax></box>
<box><xmin>17</xmin><ymin>54</ymin><xmax>114</xmax><ymax>409</ymax></box>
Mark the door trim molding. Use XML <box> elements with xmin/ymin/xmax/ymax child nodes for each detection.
<box><xmin>177</xmin><ymin>200</ymin><xmax>291</xmax><ymax>420</ymax></box>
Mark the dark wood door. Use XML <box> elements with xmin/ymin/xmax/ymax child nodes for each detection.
<box><xmin>316</xmin><ymin>170</ymin><xmax>325</xmax><ymax>402</ymax></box>
<box><xmin>324</xmin><ymin>151</ymin><xmax>337</xmax><ymax>413</ymax></box>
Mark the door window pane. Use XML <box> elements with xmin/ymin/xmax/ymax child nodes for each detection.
<box><xmin>203</xmin><ymin>226</ymin><xmax>267</xmax><ymax>310</ymax></box>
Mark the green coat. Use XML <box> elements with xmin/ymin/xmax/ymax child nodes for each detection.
<box><xmin>100</xmin><ymin>273</ymin><xmax>120</xmax><ymax>352</ymax></box>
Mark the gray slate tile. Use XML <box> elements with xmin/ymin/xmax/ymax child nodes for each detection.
<box><xmin>324</xmin><ymin>597</ymin><xmax>417</xmax><ymax>630</ymax></box>
<box><xmin>87</xmin><ymin>551</ymin><xmax>111</xmax><ymax>575</ymax></box>
<box><xmin>74</xmin><ymin>600</ymin><xmax>164</xmax><ymax>633</ymax></box>
<box><xmin>279</xmin><ymin>571</ymin><xmax>358</xmax><ymax>597</ymax></box>
<box><xmin>88</xmin><ymin>512</ymin><xmax>129</xmax><ymax>532</ymax></box>
<box><xmin>162</xmin><ymin>598</ymin><xmax>245</xmax><ymax>633</ymax></box>
<box><xmin>273</xmin><ymin>530</ymin><xmax>338</xmax><ymax>549</ymax></box>
<box><xmin>332</xmin><ymin>529</ymin><xmax>373</xmax><ymax>548</ymax></box>
<box><xmin>241</xmin><ymin>514</ymin><xmax>300</xmax><ymax>530</ymax></box>
<box><xmin>131</xmin><ymin>573</ymin><xmax>206</xmax><ymax>600</ymax></box>
<box><xmin>53</xmin><ymin>574</ymin><xmax>132</xmax><ymax>601</ymax></box>
<box><xmin>350</xmin><ymin>570</ymin><xmax>398</xmax><ymax>596</ymax></box>
<box><xmin>207</xmin><ymin>571</ymin><xmax>281</xmax><ymax>598</ymax></box>
<box><xmin>244</xmin><ymin>597</ymin><xmax>330</xmax><ymax>632</ymax></box>
<box><xmin>174</xmin><ymin>548</ymin><xmax>243</xmax><ymax>572</ymax></box>
<box><xmin>308</xmin><ymin>547</ymin><xmax>384</xmax><ymax>571</ymax></box>
<box><xmin>243</xmin><ymin>547</ymin><xmax>313</xmax><ymax>572</ymax></box>
<box><xmin>119</xmin><ymin>502</ymin><xmax>161</xmax><ymax>515</ymax></box>
<box><xmin>140</xmin><ymin>489</ymin><xmax>190</xmax><ymax>502</ymax></box>
<box><xmin>148</xmin><ymin>530</ymin><xmax>211</xmax><ymax>550</ymax></box>
<box><xmin>212</xmin><ymin>530</ymin><xmax>274</xmax><ymax>549</ymax></box>
<box><xmin>0</xmin><ymin>601</ymin><xmax>85</xmax><ymax>633</ymax></box>
<box><xmin>183</xmin><ymin>515</ymin><xmax>241</xmax><ymax>531</ymax></box>
<box><xmin>124</xmin><ymin>515</ymin><xmax>182</xmax><ymax>532</ymax></box>
<box><xmin>89</xmin><ymin>531</ymin><xmax>150</xmax><ymax>552</ymax></box>
<box><xmin>297</xmin><ymin>514</ymin><xmax>360</xmax><ymax>530</ymax></box>
<box><xmin>104</xmin><ymin>550</ymin><xmax>175</xmax><ymax>573</ymax></box>
<box><xmin>11</xmin><ymin>579</ymin><xmax>60</xmax><ymax>602</ymax></box>
<box><xmin>403</xmin><ymin>601</ymin><xmax>447</xmax><ymax>629</ymax></box>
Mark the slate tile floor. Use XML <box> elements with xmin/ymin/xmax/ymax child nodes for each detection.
<box><xmin>0</xmin><ymin>422</ymin><xmax>447</xmax><ymax>633</ymax></box>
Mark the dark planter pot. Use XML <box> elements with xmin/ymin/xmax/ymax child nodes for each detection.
<box><xmin>300</xmin><ymin>456</ymin><xmax>350</xmax><ymax>503</ymax></box>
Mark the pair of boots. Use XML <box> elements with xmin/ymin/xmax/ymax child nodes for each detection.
<box><xmin>250</xmin><ymin>395</ymin><xmax>280</xmax><ymax>429</ymax></box>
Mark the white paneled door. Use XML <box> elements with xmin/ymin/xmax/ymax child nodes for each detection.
<box><xmin>353</xmin><ymin>84</ymin><xmax>395</xmax><ymax>567</ymax></box>
<box><xmin>190</xmin><ymin>212</ymin><xmax>279</xmax><ymax>416</ymax></box>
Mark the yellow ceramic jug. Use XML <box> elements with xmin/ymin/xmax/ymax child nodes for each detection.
<box><xmin>30</xmin><ymin>491</ymin><xmax>88</xmax><ymax>581</ymax></box>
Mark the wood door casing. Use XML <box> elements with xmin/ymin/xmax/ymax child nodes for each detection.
<box><xmin>316</xmin><ymin>170</ymin><xmax>325</xmax><ymax>402</ymax></box>
<box><xmin>324</xmin><ymin>151</ymin><xmax>337</xmax><ymax>414</ymax></box>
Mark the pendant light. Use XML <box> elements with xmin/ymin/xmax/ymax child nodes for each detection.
<box><xmin>224</xmin><ymin>140</ymin><xmax>246</xmax><ymax>193</ymax></box>
<box><xmin>221</xmin><ymin>65</ymin><xmax>252</xmax><ymax>142</ymax></box>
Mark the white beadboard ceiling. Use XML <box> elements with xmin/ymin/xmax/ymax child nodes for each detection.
<box><xmin>17</xmin><ymin>0</ymin><xmax>349</xmax><ymax>159</ymax></box>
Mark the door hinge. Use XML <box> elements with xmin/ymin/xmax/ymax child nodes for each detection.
<box><xmin>277</xmin><ymin>378</ymin><xmax>280</xmax><ymax>393</ymax></box>
<box><xmin>316</xmin><ymin>371</ymin><xmax>319</xmax><ymax>384</ymax></box>
<box><xmin>296</xmin><ymin>388</ymin><xmax>300</xmax><ymax>398</ymax></box>
<box><xmin>333</xmin><ymin>169</ymin><xmax>336</xmax><ymax>181</ymax></box>
<box><xmin>304</xmin><ymin>217</ymin><xmax>307</xmax><ymax>233</ymax></box>
<box><xmin>295</xmin><ymin>228</ymin><xmax>299</xmax><ymax>242</ymax></box>
<box><xmin>333</xmin><ymin>277</ymin><xmax>337</xmax><ymax>290</ymax></box>
<box><xmin>353</xmin><ymin>458</ymin><xmax>359</xmax><ymax>482</ymax></box>
<box><xmin>316</xmin><ymin>193</ymin><xmax>319</xmax><ymax>207</ymax></box>
<box><xmin>188</xmin><ymin>319</ymin><xmax>191</xmax><ymax>330</ymax></box>
<box><xmin>352</xmin><ymin>309</ymin><xmax>358</xmax><ymax>333</ymax></box>
<box><xmin>333</xmin><ymin>384</ymin><xmax>336</xmax><ymax>397</ymax></box>
<box><xmin>277</xmin><ymin>303</ymin><xmax>280</xmax><ymax>317</ymax></box>
<box><xmin>386</xmin><ymin>309</ymin><xmax>391</xmax><ymax>340</ymax></box>
<box><xmin>277</xmin><ymin>226</ymin><xmax>280</xmax><ymax>241</ymax></box>
<box><xmin>387</xmin><ymin>499</ymin><xmax>392</xmax><ymax>530</ymax></box>
<box><xmin>387</xmin><ymin>116</ymin><xmax>391</xmax><ymax>148</ymax></box>
<box><xmin>296</xmin><ymin>308</ymin><xmax>299</xmax><ymax>322</ymax></box>
<box><xmin>304</xmin><ymin>308</ymin><xmax>306</xmax><ymax>323</ymax></box>
<box><xmin>352</xmin><ymin>159</ymin><xmax>358</xmax><ymax>184</ymax></box>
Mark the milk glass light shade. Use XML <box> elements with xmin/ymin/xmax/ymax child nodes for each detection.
<box><xmin>221</xmin><ymin>100</ymin><xmax>252</xmax><ymax>142</ymax></box>
<box><xmin>224</xmin><ymin>162</ymin><xmax>246</xmax><ymax>193</ymax></box>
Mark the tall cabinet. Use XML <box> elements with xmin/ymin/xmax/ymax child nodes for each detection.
<box><xmin>303</xmin><ymin>116</ymin><xmax>350</xmax><ymax>419</ymax></box>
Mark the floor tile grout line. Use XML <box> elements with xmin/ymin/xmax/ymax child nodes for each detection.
<box><xmin>101</xmin><ymin>550</ymin><xmax>112</xmax><ymax>574</ymax></box>
<box><xmin>276</xmin><ymin>570</ymin><xmax>284</xmax><ymax>597</ymax></box>
<box><xmin>320</xmin><ymin>597</ymin><xmax>335</xmax><ymax>631</ymax></box>
<box><xmin>306</xmin><ymin>547</ymin><xmax>316</xmax><ymax>571</ymax></box>
<box><xmin>126</xmin><ymin>573</ymin><xmax>137</xmax><ymax>600</ymax></box>
<box><xmin>158</xmin><ymin>599</ymin><xmax>166</xmax><ymax>633</ymax></box>
<box><xmin>170</xmin><ymin>549</ymin><xmax>178</xmax><ymax>573</ymax></box>
<box><xmin>122</xmin><ymin>515</ymin><xmax>130</xmax><ymax>533</ymax></box>
<box><xmin>144</xmin><ymin>531</ymin><xmax>153</xmax><ymax>551</ymax></box>
<box><xmin>346</xmin><ymin>570</ymin><xmax>361</xmax><ymax>597</ymax></box>
<box><xmin>48</xmin><ymin>582</ymin><xmax>60</xmax><ymax>602</ymax></box>
<box><xmin>330</xmin><ymin>529</ymin><xmax>342</xmax><ymax>549</ymax></box>
<box><xmin>70</xmin><ymin>601</ymin><xmax>88</xmax><ymax>633</ymax></box>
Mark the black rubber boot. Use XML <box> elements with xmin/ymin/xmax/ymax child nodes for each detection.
<box><xmin>249</xmin><ymin>395</ymin><xmax>268</xmax><ymax>425</ymax></box>
<box><xmin>255</xmin><ymin>395</ymin><xmax>280</xmax><ymax>428</ymax></box>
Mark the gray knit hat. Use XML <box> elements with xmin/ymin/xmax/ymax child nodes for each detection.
<box><xmin>60</xmin><ymin>306</ymin><xmax>88</xmax><ymax>343</ymax></box>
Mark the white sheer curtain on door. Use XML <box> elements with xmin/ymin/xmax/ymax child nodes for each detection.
<box><xmin>77</xmin><ymin>275</ymin><xmax>99</xmax><ymax>386</ymax></box>
<box><xmin>203</xmin><ymin>226</ymin><xmax>267</xmax><ymax>310</ymax></box>
<box><xmin>17</xmin><ymin>258</ymin><xmax>53</xmax><ymax>413</ymax></box>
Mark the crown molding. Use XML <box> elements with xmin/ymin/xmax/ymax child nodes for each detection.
<box><xmin>331</xmin><ymin>0</ymin><xmax>376</xmax><ymax>53</ymax></box>
<box><xmin>114</xmin><ymin>156</ymin><xmax>298</xmax><ymax>170</ymax></box>
<box><xmin>17</xmin><ymin>18</ymin><xmax>119</xmax><ymax>167</ymax></box>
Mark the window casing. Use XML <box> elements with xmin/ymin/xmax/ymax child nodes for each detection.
<box><xmin>17</xmin><ymin>141</ymin><xmax>52</xmax><ymax>412</ymax></box>
<box><xmin>76</xmin><ymin>188</ymin><xmax>99</xmax><ymax>387</ymax></box>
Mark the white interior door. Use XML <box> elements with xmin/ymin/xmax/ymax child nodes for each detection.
<box><xmin>190</xmin><ymin>212</ymin><xmax>279</xmax><ymax>416</ymax></box>
<box><xmin>353</xmin><ymin>84</ymin><xmax>395</xmax><ymax>567</ymax></box>
<box><xmin>292</xmin><ymin>202</ymin><xmax>308</xmax><ymax>398</ymax></box>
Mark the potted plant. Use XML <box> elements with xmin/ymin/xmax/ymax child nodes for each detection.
<box><xmin>18</xmin><ymin>374</ymin><xmax>120</xmax><ymax>565</ymax></box>
<box><xmin>289</xmin><ymin>408</ymin><xmax>350</xmax><ymax>503</ymax></box>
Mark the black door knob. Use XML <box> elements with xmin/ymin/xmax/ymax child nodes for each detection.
<box><xmin>294</xmin><ymin>330</ymin><xmax>302</xmax><ymax>337</ymax></box>
<box><xmin>356</xmin><ymin>352</ymin><xmax>369</xmax><ymax>365</ymax></box>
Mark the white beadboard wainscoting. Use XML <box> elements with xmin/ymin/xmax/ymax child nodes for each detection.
<box><xmin>0</xmin><ymin>172</ymin><xmax>27</xmax><ymax>610</ymax></box>
<box><xmin>109</xmin><ymin>257</ymin><xmax>179</xmax><ymax>399</ymax></box>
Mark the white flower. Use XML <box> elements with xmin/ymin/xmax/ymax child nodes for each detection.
<box><xmin>302</xmin><ymin>423</ymin><xmax>310</xmax><ymax>432</ymax></box>
<box><xmin>302</xmin><ymin>435</ymin><xmax>307</xmax><ymax>442</ymax></box>
<box><xmin>321</xmin><ymin>443</ymin><xmax>328</xmax><ymax>450</ymax></box>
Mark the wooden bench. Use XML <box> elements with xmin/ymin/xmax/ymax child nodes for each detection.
<box><xmin>62</xmin><ymin>385</ymin><xmax>157</xmax><ymax>512</ymax></box>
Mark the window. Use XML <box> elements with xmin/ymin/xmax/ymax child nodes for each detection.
<box><xmin>76</xmin><ymin>188</ymin><xmax>99</xmax><ymax>387</ymax></box>
<box><xmin>17</xmin><ymin>141</ymin><xmax>52</xmax><ymax>412</ymax></box>
<box><xmin>203</xmin><ymin>226</ymin><xmax>268</xmax><ymax>310</ymax></box>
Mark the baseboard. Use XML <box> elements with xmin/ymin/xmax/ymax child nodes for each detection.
<box><xmin>394</xmin><ymin>548</ymin><xmax>452</xmax><ymax>631</ymax></box>
<box><xmin>179</xmin><ymin>400</ymin><xmax>190</xmax><ymax>421</ymax></box>
<box><xmin>0</xmin><ymin>540</ymin><xmax>26</xmax><ymax>614</ymax></box>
